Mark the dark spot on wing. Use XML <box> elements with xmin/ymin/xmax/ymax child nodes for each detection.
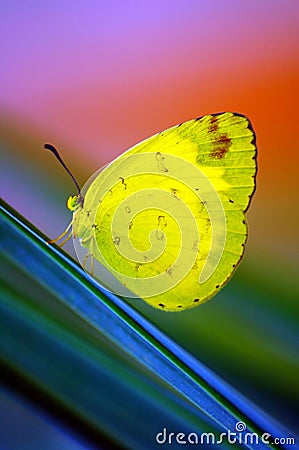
<box><xmin>158</xmin><ymin>303</ymin><xmax>165</xmax><ymax>308</ymax></box>
<box><xmin>210</xmin><ymin>134</ymin><xmax>232</xmax><ymax>159</ymax></box>
<box><xmin>166</xmin><ymin>266</ymin><xmax>173</xmax><ymax>276</ymax></box>
<box><xmin>194</xmin><ymin>298</ymin><xmax>200</xmax><ymax>303</ymax></box>
<box><xmin>155</xmin><ymin>229</ymin><xmax>164</xmax><ymax>240</ymax></box>
<box><xmin>113</xmin><ymin>236</ymin><xmax>120</xmax><ymax>245</ymax></box>
<box><xmin>158</xmin><ymin>215</ymin><xmax>167</xmax><ymax>228</ymax></box>
<box><xmin>155</xmin><ymin>152</ymin><xmax>169</xmax><ymax>172</ymax></box>
<box><xmin>192</xmin><ymin>240</ymin><xmax>199</xmax><ymax>251</ymax></box>
<box><xmin>119</xmin><ymin>177</ymin><xmax>127</xmax><ymax>189</ymax></box>
<box><xmin>209</xmin><ymin>116</ymin><xmax>219</xmax><ymax>133</ymax></box>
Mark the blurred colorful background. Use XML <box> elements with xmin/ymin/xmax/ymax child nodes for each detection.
<box><xmin>1</xmin><ymin>1</ymin><xmax>298</xmax><ymax>448</ymax></box>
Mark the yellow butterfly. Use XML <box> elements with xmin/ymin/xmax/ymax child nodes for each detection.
<box><xmin>46</xmin><ymin>112</ymin><xmax>257</xmax><ymax>311</ymax></box>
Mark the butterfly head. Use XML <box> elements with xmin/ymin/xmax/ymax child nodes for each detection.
<box><xmin>67</xmin><ymin>194</ymin><xmax>84</xmax><ymax>211</ymax></box>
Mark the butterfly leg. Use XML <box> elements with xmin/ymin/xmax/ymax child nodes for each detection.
<box><xmin>88</xmin><ymin>236</ymin><xmax>95</xmax><ymax>276</ymax></box>
<box><xmin>90</xmin><ymin>252</ymin><xmax>94</xmax><ymax>276</ymax></box>
<box><xmin>48</xmin><ymin>220</ymin><xmax>73</xmax><ymax>245</ymax></box>
<box><xmin>58</xmin><ymin>232</ymin><xmax>72</xmax><ymax>246</ymax></box>
<box><xmin>83</xmin><ymin>251</ymin><xmax>90</xmax><ymax>269</ymax></box>
<box><xmin>81</xmin><ymin>235</ymin><xmax>95</xmax><ymax>275</ymax></box>
<box><xmin>82</xmin><ymin>252</ymin><xmax>94</xmax><ymax>276</ymax></box>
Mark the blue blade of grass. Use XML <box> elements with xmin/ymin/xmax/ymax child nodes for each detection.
<box><xmin>0</xmin><ymin>198</ymin><xmax>293</xmax><ymax>449</ymax></box>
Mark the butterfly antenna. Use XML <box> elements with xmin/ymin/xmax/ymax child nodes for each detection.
<box><xmin>44</xmin><ymin>143</ymin><xmax>81</xmax><ymax>195</ymax></box>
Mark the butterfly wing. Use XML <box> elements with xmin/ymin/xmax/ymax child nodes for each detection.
<box><xmin>78</xmin><ymin>112</ymin><xmax>257</xmax><ymax>311</ymax></box>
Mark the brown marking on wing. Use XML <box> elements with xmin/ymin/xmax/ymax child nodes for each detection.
<box><xmin>209</xmin><ymin>115</ymin><xmax>219</xmax><ymax>133</ymax></box>
<box><xmin>210</xmin><ymin>134</ymin><xmax>232</xmax><ymax>159</ymax></box>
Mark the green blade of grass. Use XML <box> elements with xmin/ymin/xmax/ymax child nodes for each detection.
<box><xmin>0</xmin><ymin>198</ymin><xmax>292</xmax><ymax>449</ymax></box>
